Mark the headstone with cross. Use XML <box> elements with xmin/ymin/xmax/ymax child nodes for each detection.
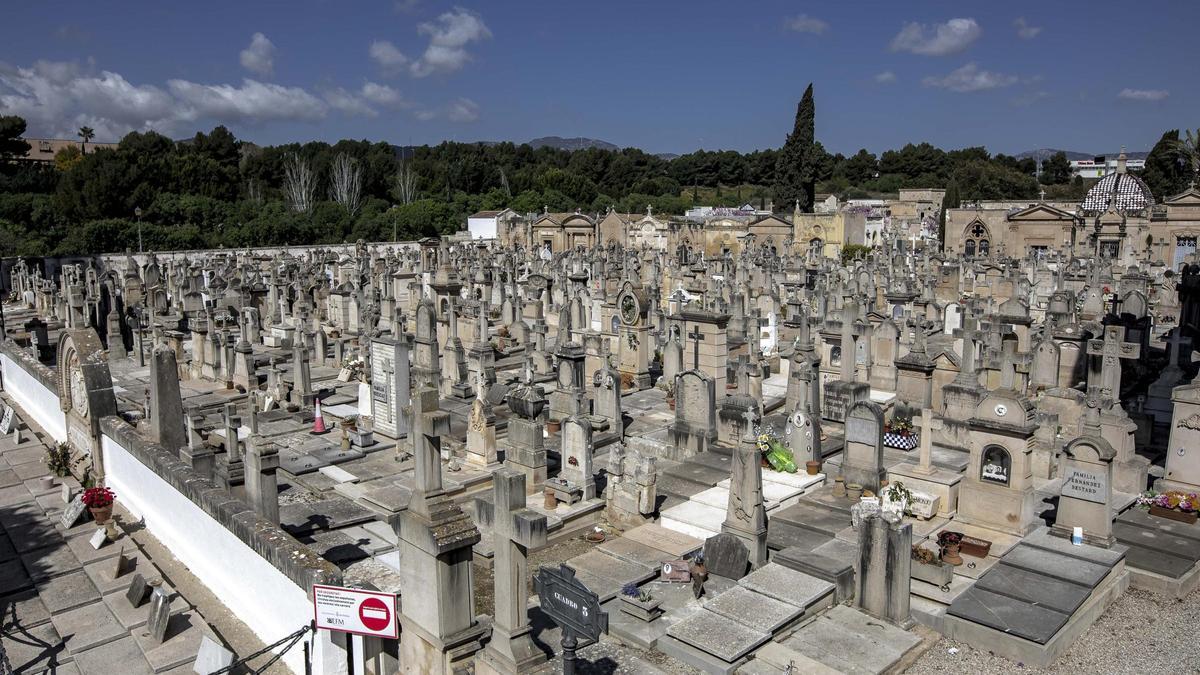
<box><xmin>721</xmin><ymin>409</ymin><xmax>768</xmax><ymax>568</ymax></box>
<box><xmin>1087</xmin><ymin>325</ymin><xmax>1140</xmax><ymax>405</ymax></box>
<box><xmin>477</xmin><ymin>469</ymin><xmax>549</xmax><ymax>673</ymax></box>
<box><xmin>911</xmin><ymin>408</ymin><xmax>943</xmax><ymax>476</ymax></box>
<box><xmin>687</xmin><ymin>325</ymin><xmax>704</xmax><ymax>370</ymax></box>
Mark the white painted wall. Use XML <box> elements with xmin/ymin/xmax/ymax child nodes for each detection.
<box><xmin>0</xmin><ymin>352</ymin><xmax>66</xmax><ymax>442</ymax></box>
<box><xmin>467</xmin><ymin>216</ymin><xmax>498</xmax><ymax>240</ymax></box>
<box><xmin>103</xmin><ymin>434</ymin><xmax>315</xmax><ymax>674</ymax></box>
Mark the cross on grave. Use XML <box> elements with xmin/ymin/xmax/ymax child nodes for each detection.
<box><xmin>990</xmin><ymin>340</ymin><xmax>1032</xmax><ymax>392</ymax></box>
<box><xmin>687</xmin><ymin>326</ymin><xmax>705</xmax><ymax>370</ymax></box>
<box><xmin>912</xmin><ymin>408</ymin><xmax>943</xmax><ymax>475</ymax></box>
<box><xmin>1086</xmin><ymin>325</ymin><xmax>1141</xmax><ymax>402</ymax></box>
<box><xmin>952</xmin><ymin>316</ymin><xmax>983</xmax><ymax>384</ymax></box>
<box><xmin>480</xmin><ymin>469</ymin><xmax>548</xmax><ymax>672</ymax></box>
<box><xmin>407</xmin><ymin>387</ymin><xmax>451</xmax><ymax>520</ymax></box>
<box><xmin>1108</xmin><ymin>293</ymin><xmax>1123</xmax><ymax>317</ymax></box>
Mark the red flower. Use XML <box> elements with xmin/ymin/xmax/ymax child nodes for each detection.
<box><xmin>82</xmin><ymin>487</ymin><xmax>115</xmax><ymax>508</ymax></box>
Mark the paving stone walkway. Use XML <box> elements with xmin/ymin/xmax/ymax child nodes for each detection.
<box><xmin>0</xmin><ymin>396</ymin><xmax>244</xmax><ymax>674</ymax></box>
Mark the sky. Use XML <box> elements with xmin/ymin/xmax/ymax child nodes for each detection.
<box><xmin>1</xmin><ymin>1</ymin><xmax>1195</xmax><ymax>157</ymax></box>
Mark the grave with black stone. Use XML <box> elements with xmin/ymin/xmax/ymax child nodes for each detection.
<box><xmin>126</xmin><ymin>573</ymin><xmax>151</xmax><ymax>607</ymax></box>
<box><xmin>703</xmin><ymin>532</ymin><xmax>750</xmax><ymax>580</ymax></box>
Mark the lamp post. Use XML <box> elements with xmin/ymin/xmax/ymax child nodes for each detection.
<box><xmin>135</xmin><ymin>207</ymin><xmax>144</xmax><ymax>254</ymax></box>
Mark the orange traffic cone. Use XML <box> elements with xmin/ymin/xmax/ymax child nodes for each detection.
<box><xmin>311</xmin><ymin>398</ymin><xmax>328</xmax><ymax>434</ymax></box>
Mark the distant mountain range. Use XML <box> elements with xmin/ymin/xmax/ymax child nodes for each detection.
<box><xmin>1017</xmin><ymin>148</ymin><xmax>1149</xmax><ymax>161</ymax></box>
<box><xmin>527</xmin><ymin>136</ymin><xmax>620</xmax><ymax>152</ymax></box>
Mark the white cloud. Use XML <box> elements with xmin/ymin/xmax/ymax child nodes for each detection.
<box><xmin>361</xmin><ymin>81</ymin><xmax>405</xmax><ymax>107</ymax></box>
<box><xmin>874</xmin><ymin>70</ymin><xmax>897</xmax><ymax>84</ymax></box>
<box><xmin>1118</xmin><ymin>88</ymin><xmax>1169</xmax><ymax>102</ymax></box>
<box><xmin>1013</xmin><ymin>18</ymin><xmax>1041</xmax><ymax>40</ymax></box>
<box><xmin>1012</xmin><ymin>90</ymin><xmax>1050</xmax><ymax>107</ymax></box>
<box><xmin>239</xmin><ymin>32</ymin><xmax>276</xmax><ymax>76</ymax></box>
<box><xmin>168</xmin><ymin>78</ymin><xmax>326</xmax><ymax>123</ymax></box>
<box><xmin>323</xmin><ymin>87</ymin><xmax>377</xmax><ymax>117</ymax></box>
<box><xmin>891</xmin><ymin>18</ymin><xmax>980</xmax><ymax>56</ymax></box>
<box><xmin>369</xmin><ymin>40</ymin><xmax>409</xmax><ymax>73</ymax></box>
<box><xmin>446</xmin><ymin>97</ymin><xmax>479</xmax><ymax>122</ymax></box>
<box><xmin>785</xmin><ymin>14</ymin><xmax>829</xmax><ymax>35</ymax></box>
<box><xmin>410</xmin><ymin>8</ymin><xmax>491</xmax><ymax>77</ymax></box>
<box><xmin>0</xmin><ymin>60</ymin><xmax>178</xmax><ymax>139</ymax></box>
<box><xmin>921</xmin><ymin>63</ymin><xmax>1017</xmax><ymax>92</ymax></box>
<box><xmin>393</xmin><ymin>0</ymin><xmax>421</xmax><ymax>12</ymax></box>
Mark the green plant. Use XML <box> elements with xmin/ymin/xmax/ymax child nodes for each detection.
<box><xmin>44</xmin><ymin>442</ymin><xmax>74</xmax><ymax>477</ymax></box>
<box><xmin>884</xmin><ymin>481</ymin><xmax>913</xmax><ymax>505</ymax></box>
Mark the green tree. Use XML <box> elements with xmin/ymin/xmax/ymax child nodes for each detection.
<box><xmin>1039</xmin><ymin>151</ymin><xmax>1072</xmax><ymax>185</ymax></box>
<box><xmin>1141</xmin><ymin>130</ymin><xmax>1191</xmax><ymax>199</ymax></box>
<box><xmin>77</xmin><ymin>125</ymin><xmax>95</xmax><ymax>154</ymax></box>
<box><xmin>0</xmin><ymin>115</ymin><xmax>31</xmax><ymax>159</ymax></box>
<box><xmin>773</xmin><ymin>84</ymin><xmax>817</xmax><ymax>212</ymax></box>
<box><xmin>939</xmin><ymin>181</ymin><xmax>960</xmax><ymax>242</ymax></box>
<box><xmin>54</xmin><ymin>145</ymin><xmax>83</xmax><ymax>172</ymax></box>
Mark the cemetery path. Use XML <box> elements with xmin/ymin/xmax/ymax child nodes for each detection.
<box><xmin>909</xmin><ymin>585</ymin><xmax>1200</xmax><ymax>673</ymax></box>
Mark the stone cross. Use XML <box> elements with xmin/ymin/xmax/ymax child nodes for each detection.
<box><xmin>952</xmin><ymin>315</ymin><xmax>982</xmax><ymax>386</ymax></box>
<box><xmin>839</xmin><ymin>298</ymin><xmax>858</xmax><ymax>382</ymax></box>
<box><xmin>1086</xmin><ymin>325</ymin><xmax>1140</xmax><ymax>400</ymax></box>
<box><xmin>478</xmin><ymin>469</ymin><xmax>548</xmax><ymax>673</ymax></box>
<box><xmin>722</xmin><ymin>408</ymin><xmax>767</xmax><ymax>568</ymax></box>
<box><xmin>687</xmin><ymin>325</ymin><xmax>705</xmax><ymax>370</ymax></box>
<box><xmin>912</xmin><ymin>408</ymin><xmax>942</xmax><ymax>476</ymax></box>
<box><xmin>408</xmin><ymin>387</ymin><xmax>450</xmax><ymax>520</ymax></box>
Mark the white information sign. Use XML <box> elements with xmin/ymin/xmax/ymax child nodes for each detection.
<box><xmin>313</xmin><ymin>585</ymin><xmax>399</xmax><ymax>639</ymax></box>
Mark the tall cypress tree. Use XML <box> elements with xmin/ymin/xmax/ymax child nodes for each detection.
<box><xmin>939</xmin><ymin>181</ymin><xmax>960</xmax><ymax>244</ymax></box>
<box><xmin>773</xmin><ymin>84</ymin><xmax>816</xmax><ymax>212</ymax></box>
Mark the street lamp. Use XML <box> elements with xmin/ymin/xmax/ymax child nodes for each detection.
<box><xmin>135</xmin><ymin>207</ymin><xmax>144</xmax><ymax>254</ymax></box>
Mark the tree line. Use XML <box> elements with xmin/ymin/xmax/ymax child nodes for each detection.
<box><xmin>1</xmin><ymin>94</ymin><xmax>1193</xmax><ymax>257</ymax></box>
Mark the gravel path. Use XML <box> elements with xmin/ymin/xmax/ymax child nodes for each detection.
<box><xmin>908</xmin><ymin>586</ymin><xmax>1200</xmax><ymax>673</ymax></box>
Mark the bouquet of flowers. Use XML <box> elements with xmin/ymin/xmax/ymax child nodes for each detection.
<box><xmin>885</xmin><ymin>417</ymin><xmax>914</xmax><ymax>435</ymax></box>
<box><xmin>755</xmin><ymin>427</ymin><xmax>797</xmax><ymax>473</ymax></box>
<box><xmin>1136</xmin><ymin>490</ymin><xmax>1199</xmax><ymax>513</ymax></box>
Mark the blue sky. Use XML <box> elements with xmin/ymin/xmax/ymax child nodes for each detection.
<box><xmin>1</xmin><ymin>1</ymin><xmax>1194</xmax><ymax>156</ymax></box>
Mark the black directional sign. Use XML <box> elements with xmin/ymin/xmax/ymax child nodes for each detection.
<box><xmin>533</xmin><ymin>563</ymin><xmax>607</xmax><ymax>643</ymax></box>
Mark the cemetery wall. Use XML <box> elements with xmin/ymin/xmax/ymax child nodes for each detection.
<box><xmin>0</xmin><ymin>342</ymin><xmax>66</xmax><ymax>442</ymax></box>
<box><xmin>100</xmin><ymin>415</ymin><xmax>343</xmax><ymax>674</ymax></box>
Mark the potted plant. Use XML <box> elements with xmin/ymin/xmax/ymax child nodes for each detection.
<box><xmin>883</xmin><ymin>416</ymin><xmax>918</xmax><ymax>451</ymax></box>
<box><xmin>937</xmin><ymin>531</ymin><xmax>964</xmax><ymax>566</ymax></box>
<box><xmin>660</xmin><ymin>380</ymin><xmax>676</xmax><ymax>410</ymax></box>
<box><xmin>805</xmin><ymin>458</ymin><xmax>822</xmax><ymax>476</ymax></box>
<box><xmin>343</xmin><ymin>415</ymin><xmax>374</xmax><ymax>447</ymax></box>
<box><xmin>45</xmin><ymin>442</ymin><xmax>75</xmax><ymax>478</ymax></box>
<box><xmin>619</xmin><ymin>582</ymin><xmax>663</xmax><ymax>622</ymax></box>
<box><xmin>910</xmin><ymin>544</ymin><xmax>954</xmax><ymax>586</ymax></box>
<box><xmin>1137</xmin><ymin>490</ymin><xmax>1200</xmax><ymax>524</ymax></box>
<box><xmin>82</xmin><ymin>486</ymin><xmax>116</xmax><ymax>524</ymax></box>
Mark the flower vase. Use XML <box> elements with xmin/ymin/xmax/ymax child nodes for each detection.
<box><xmin>805</xmin><ymin>460</ymin><xmax>821</xmax><ymax>476</ymax></box>
<box><xmin>89</xmin><ymin>504</ymin><xmax>113</xmax><ymax>524</ymax></box>
<box><xmin>941</xmin><ymin>543</ymin><xmax>963</xmax><ymax>566</ymax></box>
<box><xmin>1149</xmin><ymin>505</ymin><xmax>1199</xmax><ymax>524</ymax></box>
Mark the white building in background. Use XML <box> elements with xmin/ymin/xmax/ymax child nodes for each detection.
<box><xmin>1071</xmin><ymin>156</ymin><xmax>1145</xmax><ymax>179</ymax></box>
<box><xmin>466</xmin><ymin>208</ymin><xmax>515</xmax><ymax>240</ymax></box>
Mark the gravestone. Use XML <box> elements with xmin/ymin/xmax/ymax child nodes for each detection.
<box><xmin>1052</xmin><ymin>436</ymin><xmax>1116</xmax><ymax>547</ymax></box>
<box><xmin>147</xmin><ymin>584</ymin><xmax>172</xmax><ymax>642</ymax></box>
<box><xmin>853</xmin><ymin>508</ymin><xmax>913</xmax><ymax>628</ymax></box>
<box><xmin>667</xmin><ymin>370</ymin><xmax>717</xmax><ymax>460</ymax></box>
<box><xmin>784</xmin><ymin>407</ymin><xmax>819</xmax><ymax>464</ymax></box>
<box><xmin>126</xmin><ymin>573</ymin><xmax>151</xmax><ymax>607</ymax></box>
<box><xmin>842</xmin><ymin>401</ymin><xmax>886</xmax><ymax>494</ymax></box>
<box><xmin>721</xmin><ymin>412</ymin><xmax>768</xmax><ymax>568</ymax></box>
<box><xmin>558</xmin><ymin>416</ymin><xmax>596</xmax><ymax>501</ymax></box>
<box><xmin>0</xmin><ymin>404</ymin><xmax>13</xmax><ymax>435</ymax></box>
<box><xmin>703</xmin><ymin>532</ymin><xmax>750</xmax><ymax>580</ymax></box>
<box><xmin>60</xmin><ymin>495</ymin><xmax>87</xmax><ymax>529</ymax></box>
<box><xmin>193</xmin><ymin>636</ymin><xmax>236</xmax><ymax>675</ymax></box>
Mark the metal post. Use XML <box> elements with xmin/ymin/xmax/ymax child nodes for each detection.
<box><xmin>561</xmin><ymin>631</ymin><xmax>577</xmax><ymax>675</ymax></box>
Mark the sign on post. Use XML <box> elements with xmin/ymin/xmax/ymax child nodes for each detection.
<box><xmin>312</xmin><ymin>584</ymin><xmax>399</xmax><ymax>639</ymax></box>
<box><xmin>533</xmin><ymin>563</ymin><xmax>607</xmax><ymax>642</ymax></box>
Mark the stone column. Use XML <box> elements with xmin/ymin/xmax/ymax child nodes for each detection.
<box><xmin>149</xmin><ymin>347</ymin><xmax>187</xmax><ymax>454</ymax></box>
<box><xmin>721</xmin><ymin>412</ymin><xmax>768</xmax><ymax>568</ymax></box>
<box><xmin>244</xmin><ymin>437</ymin><xmax>280</xmax><ymax>525</ymax></box>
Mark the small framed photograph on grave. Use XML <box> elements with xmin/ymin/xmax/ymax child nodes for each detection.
<box><xmin>980</xmin><ymin>445</ymin><xmax>1011</xmax><ymax>486</ymax></box>
<box><xmin>660</xmin><ymin>559</ymin><xmax>691</xmax><ymax>582</ymax></box>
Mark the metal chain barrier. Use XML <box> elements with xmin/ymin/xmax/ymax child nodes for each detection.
<box><xmin>209</xmin><ymin>623</ymin><xmax>313</xmax><ymax>675</ymax></box>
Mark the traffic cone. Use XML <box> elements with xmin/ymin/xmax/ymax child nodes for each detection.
<box><xmin>311</xmin><ymin>398</ymin><xmax>328</xmax><ymax>434</ymax></box>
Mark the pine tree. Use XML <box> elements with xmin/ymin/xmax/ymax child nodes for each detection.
<box><xmin>773</xmin><ymin>84</ymin><xmax>816</xmax><ymax>212</ymax></box>
<box><xmin>939</xmin><ymin>181</ymin><xmax>960</xmax><ymax>243</ymax></box>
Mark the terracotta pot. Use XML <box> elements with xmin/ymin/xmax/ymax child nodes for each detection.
<box><xmin>941</xmin><ymin>543</ymin><xmax>964</xmax><ymax>566</ymax></box>
<box><xmin>585</xmin><ymin>530</ymin><xmax>606</xmax><ymax>543</ymax></box>
<box><xmin>1149</xmin><ymin>505</ymin><xmax>1199</xmax><ymax>524</ymax></box>
<box><xmin>89</xmin><ymin>505</ymin><xmax>113</xmax><ymax>524</ymax></box>
<box><xmin>805</xmin><ymin>460</ymin><xmax>821</xmax><ymax>476</ymax></box>
<box><xmin>543</xmin><ymin>488</ymin><xmax>557</xmax><ymax>510</ymax></box>
<box><xmin>546</xmin><ymin>421</ymin><xmax>561</xmax><ymax>433</ymax></box>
